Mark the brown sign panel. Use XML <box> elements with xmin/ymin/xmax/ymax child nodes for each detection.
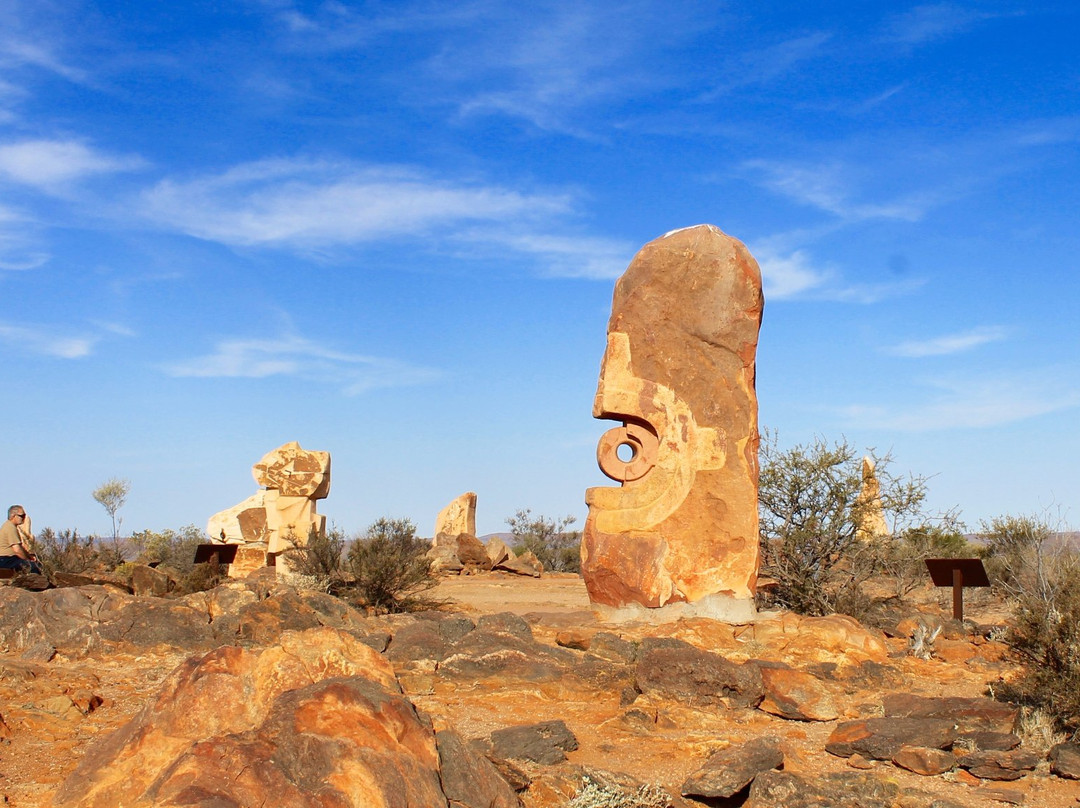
<box><xmin>925</xmin><ymin>558</ymin><xmax>990</xmax><ymax>587</ymax></box>
<box><xmin>193</xmin><ymin>543</ymin><xmax>239</xmax><ymax>565</ymax></box>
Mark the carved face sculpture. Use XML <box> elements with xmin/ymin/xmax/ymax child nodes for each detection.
<box><xmin>253</xmin><ymin>441</ymin><xmax>331</xmax><ymax>499</ymax></box>
<box><xmin>582</xmin><ymin>225</ymin><xmax>764</xmax><ymax>611</ymax></box>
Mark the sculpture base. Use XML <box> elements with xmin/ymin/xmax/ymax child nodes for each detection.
<box><xmin>592</xmin><ymin>592</ymin><xmax>758</xmax><ymax>625</ymax></box>
<box><xmin>227</xmin><ymin>544</ymin><xmax>269</xmax><ymax>579</ymax></box>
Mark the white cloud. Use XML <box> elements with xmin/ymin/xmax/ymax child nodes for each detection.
<box><xmin>840</xmin><ymin>371</ymin><xmax>1080</xmax><ymax>431</ymax></box>
<box><xmin>743</xmin><ymin>159</ymin><xmax>927</xmax><ymax>222</ymax></box>
<box><xmin>700</xmin><ymin>31</ymin><xmax>833</xmax><ymax>100</ymax></box>
<box><xmin>0</xmin><ymin>203</ymin><xmax>49</xmax><ymax>270</ymax></box>
<box><xmin>143</xmin><ymin>159</ymin><xmax>571</xmax><ymax>248</ymax></box>
<box><xmin>753</xmin><ymin>247</ymin><xmax>832</xmax><ymax>300</ymax></box>
<box><xmin>886</xmin><ymin>326</ymin><xmax>1009</xmax><ymax>358</ymax></box>
<box><xmin>468</xmin><ymin>230</ymin><xmax>634</xmax><ymax>279</ymax></box>
<box><xmin>0</xmin><ymin>322</ymin><xmax>95</xmax><ymax>358</ymax></box>
<box><xmin>0</xmin><ymin>139</ymin><xmax>143</xmax><ymax>190</ymax></box>
<box><xmin>880</xmin><ymin>4</ymin><xmax>1003</xmax><ymax>46</ymax></box>
<box><xmin>165</xmin><ymin>334</ymin><xmax>442</xmax><ymax>395</ymax></box>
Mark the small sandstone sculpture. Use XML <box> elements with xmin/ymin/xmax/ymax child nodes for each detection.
<box><xmin>207</xmin><ymin>441</ymin><xmax>331</xmax><ymax>576</ymax></box>
<box><xmin>856</xmin><ymin>456</ymin><xmax>890</xmax><ymax>540</ymax></box>
<box><xmin>582</xmin><ymin>224</ymin><xmax>763</xmax><ymax>619</ymax></box>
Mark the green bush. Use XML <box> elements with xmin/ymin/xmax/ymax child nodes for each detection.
<box><xmin>980</xmin><ymin>514</ymin><xmax>1080</xmax><ymax>734</ymax></box>
<box><xmin>129</xmin><ymin>524</ymin><xmax>204</xmax><ymax>574</ymax></box>
<box><xmin>757</xmin><ymin>432</ymin><xmax>940</xmax><ymax>617</ymax></box>
<box><xmin>507</xmin><ymin>509</ymin><xmax>581</xmax><ymax>573</ymax></box>
<box><xmin>343</xmin><ymin>518</ymin><xmax>439</xmax><ymax>613</ymax></box>
<box><xmin>33</xmin><ymin>528</ymin><xmax>99</xmax><ymax>576</ymax></box>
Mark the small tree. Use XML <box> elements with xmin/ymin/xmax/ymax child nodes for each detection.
<box><xmin>507</xmin><ymin>509</ymin><xmax>580</xmax><ymax>573</ymax></box>
<box><xmin>758</xmin><ymin>432</ymin><xmax>933</xmax><ymax>616</ymax></box>
<box><xmin>345</xmin><ymin>517</ymin><xmax>438</xmax><ymax>613</ymax></box>
<box><xmin>92</xmin><ymin>478</ymin><xmax>130</xmax><ymax>541</ymax></box>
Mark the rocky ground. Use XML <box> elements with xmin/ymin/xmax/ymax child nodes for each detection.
<box><xmin>0</xmin><ymin>571</ymin><xmax>1077</xmax><ymax>807</ymax></box>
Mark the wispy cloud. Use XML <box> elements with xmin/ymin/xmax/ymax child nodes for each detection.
<box><xmin>0</xmin><ymin>32</ymin><xmax>88</xmax><ymax>83</ymax></box>
<box><xmin>0</xmin><ymin>139</ymin><xmax>144</xmax><ymax>191</ymax></box>
<box><xmin>840</xmin><ymin>370</ymin><xmax>1080</xmax><ymax>431</ymax></box>
<box><xmin>743</xmin><ymin>159</ymin><xmax>928</xmax><ymax>222</ymax></box>
<box><xmin>143</xmin><ymin>159</ymin><xmax>570</xmax><ymax>248</ymax></box>
<box><xmin>753</xmin><ymin>247</ymin><xmax>833</xmax><ymax>300</ymax></box>
<box><xmin>752</xmin><ymin>243</ymin><xmax>925</xmax><ymax>304</ymax></box>
<box><xmin>464</xmin><ymin>230</ymin><xmax>634</xmax><ymax>279</ymax></box>
<box><xmin>886</xmin><ymin>326</ymin><xmax>1009</xmax><ymax>357</ymax></box>
<box><xmin>880</xmin><ymin>3</ymin><xmax>1005</xmax><ymax>46</ymax></box>
<box><xmin>0</xmin><ymin>204</ymin><xmax>49</xmax><ymax>270</ymax></box>
<box><xmin>165</xmin><ymin>334</ymin><xmax>442</xmax><ymax>395</ymax></box>
<box><xmin>699</xmin><ymin>31</ymin><xmax>832</xmax><ymax>100</ymax></box>
<box><xmin>0</xmin><ymin>322</ymin><xmax>95</xmax><ymax>358</ymax></box>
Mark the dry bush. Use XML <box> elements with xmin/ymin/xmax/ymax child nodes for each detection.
<box><xmin>507</xmin><ymin>509</ymin><xmax>580</xmax><ymax>573</ymax></box>
<box><xmin>980</xmin><ymin>514</ymin><xmax>1080</xmax><ymax>736</ymax></box>
<box><xmin>129</xmin><ymin>525</ymin><xmax>204</xmax><ymax>574</ymax></box>
<box><xmin>34</xmin><ymin>528</ymin><xmax>102</xmax><ymax>576</ymax></box>
<box><xmin>757</xmin><ymin>433</ymin><xmax>940</xmax><ymax>618</ymax></box>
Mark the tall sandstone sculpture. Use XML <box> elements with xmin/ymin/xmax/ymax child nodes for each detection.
<box><xmin>856</xmin><ymin>456</ymin><xmax>890</xmax><ymax>541</ymax></box>
<box><xmin>582</xmin><ymin>224</ymin><xmax>763</xmax><ymax>620</ymax></box>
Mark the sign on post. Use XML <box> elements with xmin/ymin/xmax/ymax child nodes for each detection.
<box><xmin>924</xmin><ymin>558</ymin><xmax>990</xmax><ymax>622</ymax></box>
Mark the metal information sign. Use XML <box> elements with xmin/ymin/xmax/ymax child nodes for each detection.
<box><xmin>925</xmin><ymin>558</ymin><xmax>990</xmax><ymax>621</ymax></box>
<box><xmin>193</xmin><ymin>543</ymin><xmax>239</xmax><ymax>565</ymax></box>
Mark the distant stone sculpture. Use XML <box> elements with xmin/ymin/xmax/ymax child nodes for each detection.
<box><xmin>434</xmin><ymin>492</ymin><xmax>477</xmax><ymax>539</ymax></box>
<box><xmin>856</xmin><ymin>457</ymin><xmax>890</xmax><ymax>540</ymax></box>
<box><xmin>582</xmin><ymin>224</ymin><xmax>763</xmax><ymax>620</ymax></box>
<box><xmin>207</xmin><ymin>441</ymin><xmax>331</xmax><ymax>576</ymax></box>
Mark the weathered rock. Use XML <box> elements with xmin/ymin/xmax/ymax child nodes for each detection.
<box><xmin>1049</xmin><ymin>742</ymin><xmax>1080</xmax><ymax>779</ymax></box>
<box><xmin>883</xmin><ymin>693</ymin><xmax>1019</xmax><ymax>734</ymax></box>
<box><xmin>436</xmin><ymin>492</ymin><xmax>478</xmax><ymax>539</ymax></box>
<box><xmin>436</xmin><ymin>727</ymin><xmax>524</xmax><ymax>808</ymax></box>
<box><xmin>19</xmin><ymin>640</ymin><xmax>56</xmax><ymax>663</ymax></box>
<box><xmin>749</xmin><ymin>613</ymin><xmax>889</xmax><ymax>666</ymax></box>
<box><xmin>433</xmin><ymin>531</ymin><xmax>492</xmax><ymax>569</ymax></box>
<box><xmin>758</xmin><ymin>665</ymin><xmax>839</xmax><ymax>721</ymax></box>
<box><xmin>489</xmin><ymin>719</ymin><xmax>579</xmax><ymax>765</ymax></box>
<box><xmin>429</xmin><ymin>544</ymin><xmax>466</xmax><ymax>573</ymax></box>
<box><xmin>582</xmin><ymin>224</ymin><xmax>763</xmax><ymax>616</ymax></box>
<box><xmin>825</xmin><ymin>718</ymin><xmax>957</xmax><ymax>760</ymax></box>
<box><xmin>681</xmin><ymin>736</ymin><xmax>783</xmax><ymax>798</ymax></box>
<box><xmin>954</xmin><ymin>731</ymin><xmax>1021</xmax><ymax>751</ymax></box>
<box><xmin>485</xmin><ymin>536</ymin><xmax>513</xmax><ymax>567</ymax></box>
<box><xmin>745</xmin><ymin>770</ymin><xmax>964</xmax><ymax>808</ymax></box>
<box><xmin>973</xmin><ymin>785</ymin><xmax>1026</xmax><ymax>804</ymax></box>
<box><xmin>588</xmin><ymin>631</ymin><xmax>637</xmax><ymax>664</ymax></box>
<box><xmin>892</xmin><ymin>746</ymin><xmax>956</xmax><ymax>775</ymax></box>
<box><xmin>129</xmin><ymin>563</ymin><xmax>173</xmax><ymax>597</ymax></box>
<box><xmin>53</xmin><ymin>627</ymin><xmax>415</xmax><ymax>807</ymax></box>
<box><xmin>496</xmin><ymin>552</ymin><xmax>543</xmax><ymax>577</ymax></box>
<box><xmin>957</xmin><ymin>749</ymin><xmax>1040</xmax><ymax>780</ymax></box>
<box><xmin>634</xmin><ymin>637</ymin><xmax>764</xmax><ymax>708</ymax></box>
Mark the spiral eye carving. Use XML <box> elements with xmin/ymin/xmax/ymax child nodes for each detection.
<box><xmin>596</xmin><ymin>422</ymin><xmax>659</xmax><ymax>483</ymax></box>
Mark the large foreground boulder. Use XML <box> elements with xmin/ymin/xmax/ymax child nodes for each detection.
<box><xmin>53</xmin><ymin>626</ymin><xmax>520</xmax><ymax>808</ymax></box>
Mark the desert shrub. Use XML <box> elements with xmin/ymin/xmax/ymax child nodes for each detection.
<box><xmin>757</xmin><ymin>432</ymin><xmax>938</xmax><ymax>618</ymax></box>
<box><xmin>569</xmin><ymin>776</ymin><xmax>669</xmax><ymax>808</ymax></box>
<box><xmin>33</xmin><ymin>528</ymin><xmax>99</xmax><ymax>575</ymax></box>
<box><xmin>130</xmin><ymin>524</ymin><xmax>205</xmax><ymax>575</ymax></box>
<box><xmin>343</xmin><ymin>517</ymin><xmax>438</xmax><ymax>613</ymax></box>
<box><xmin>283</xmin><ymin>526</ymin><xmax>347</xmax><ymax>592</ymax></box>
<box><xmin>507</xmin><ymin>509</ymin><xmax>581</xmax><ymax>573</ymax></box>
<box><xmin>174</xmin><ymin>557</ymin><xmax>225</xmax><ymax>595</ymax></box>
<box><xmin>879</xmin><ymin>518</ymin><xmax>970</xmax><ymax>598</ymax></box>
<box><xmin>981</xmin><ymin>514</ymin><xmax>1080</xmax><ymax>735</ymax></box>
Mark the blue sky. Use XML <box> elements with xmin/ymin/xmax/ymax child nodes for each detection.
<box><xmin>2</xmin><ymin>0</ymin><xmax>1078</xmax><ymax>539</ymax></box>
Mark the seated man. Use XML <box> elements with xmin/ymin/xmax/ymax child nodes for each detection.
<box><xmin>0</xmin><ymin>505</ymin><xmax>42</xmax><ymax>574</ymax></box>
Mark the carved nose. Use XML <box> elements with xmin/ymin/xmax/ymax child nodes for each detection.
<box><xmin>596</xmin><ymin>422</ymin><xmax>659</xmax><ymax>483</ymax></box>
